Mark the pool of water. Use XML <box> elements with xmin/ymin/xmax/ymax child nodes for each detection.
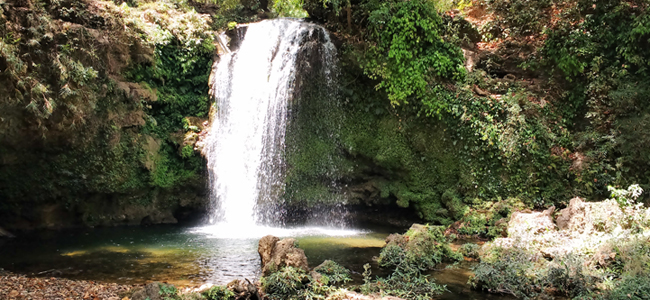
<box><xmin>0</xmin><ymin>224</ymin><xmax>513</xmax><ymax>299</ymax></box>
<box><xmin>0</xmin><ymin>225</ymin><xmax>386</xmax><ymax>286</ymax></box>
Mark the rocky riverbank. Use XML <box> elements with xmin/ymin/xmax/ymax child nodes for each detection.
<box><xmin>0</xmin><ymin>269</ymin><xmax>133</xmax><ymax>300</ymax></box>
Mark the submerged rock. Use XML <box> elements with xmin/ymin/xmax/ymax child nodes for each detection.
<box><xmin>258</xmin><ymin>235</ymin><xmax>309</xmax><ymax>276</ymax></box>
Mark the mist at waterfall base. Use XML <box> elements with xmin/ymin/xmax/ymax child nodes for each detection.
<box><xmin>199</xmin><ymin>19</ymin><xmax>353</xmax><ymax>239</ymax></box>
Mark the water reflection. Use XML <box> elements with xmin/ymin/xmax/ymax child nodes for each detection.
<box><xmin>0</xmin><ymin>225</ymin><xmax>381</xmax><ymax>286</ymax></box>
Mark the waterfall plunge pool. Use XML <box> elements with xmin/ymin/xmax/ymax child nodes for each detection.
<box><xmin>0</xmin><ymin>224</ymin><xmax>387</xmax><ymax>286</ymax></box>
<box><xmin>0</xmin><ymin>224</ymin><xmax>513</xmax><ymax>300</ymax></box>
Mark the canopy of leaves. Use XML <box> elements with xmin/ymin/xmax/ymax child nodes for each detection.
<box><xmin>362</xmin><ymin>0</ymin><xmax>466</xmax><ymax>106</ymax></box>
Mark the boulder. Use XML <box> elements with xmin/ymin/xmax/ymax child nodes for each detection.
<box><xmin>507</xmin><ymin>206</ymin><xmax>556</xmax><ymax>238</ymax></box>
<box><xmin>226</xmin><ymin>278</ymin><xmax>259</xmax><ymax>300</ymax></box>
<box><xmin>131</xmin><ymin>282</ymin><xmax>164</xmax><ymax>300</ymax></box>
<box><xmin>258</xmin><ymin>235</ymin><xmax>280</xmax><ymax>268</ymax></box>
<box><xmin>258</xmin><ymin>235</ymin><xmax>309</xmax><ymax>276</ymax></box>
<box><xmin>555</xmin><ymin>197</ymin><xmax>623</xmax><ymax>234</ymax></box>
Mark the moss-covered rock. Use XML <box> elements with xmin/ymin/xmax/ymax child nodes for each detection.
<box><xmin>0</xmin><ymin>0</ymin><xmax>214</xmax><ymax>230</ymax></box>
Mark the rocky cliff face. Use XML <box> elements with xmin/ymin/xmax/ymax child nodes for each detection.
<box><xmin>0</xmin><ymin>0</ymin><xmax>214</xmax><ymax>230</ymax></box>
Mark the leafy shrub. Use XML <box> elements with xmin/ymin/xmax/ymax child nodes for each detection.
<box><xmin>159</xmin><ymin>283</ymin><xmax>180</xmax><ymax>300</ymax></box>
<box><xmin>362</xmin><ymin>225</ymin><xmax>460</xmax><ymax>299</ymax></box>
<box><xmin>362</xmin><ymin>0</ymin><xmax>465</xmax><ymax>106</ymax></box>
<box><xmin>539</xmin><ymin>0</ymin><xmax>650</xmax><ymax>195</ymax></box>
<box><xmin>378</xmin><ymin>225</ymin><xmax>462</xmax><ymax>273</ymax></box>
<box><xmin>271</xmin><ymin>0</ymin><xmax>309</xmax><ymax>17</ymax></box>
<box><xmin>202</xmin><ymin>285</ymin><xmax>235</xmax><ymax>300</ymax></box>
<box><xmin>456</xmin><ymin>214</ymin><xmax>488</xmax><ymax>235</ymax></box>
<box><xmin>606</xmin><ymin>275</ymin><xmax>650</xmax><ymax>300</ymax></box>
<box><xmin>260</xmin><ymin>266</ymin><xmax>310</xmax><ymax>300</ymax></box>
<box><xmin>313</xmin><ymin>260</ymin><xmax>352</xmax><ymax>285</ymax></box>
<box><xmin>471</xmin><ymin>246</ymin><xmax>541</xmax><ymax>298</ymax></box>
<box><xmin>484</xmin><ymin>0</ymin><xmax>562</xmax><ymax>37</ymax></box>
<box><xmin>374</xmin><ymin>271</ymin><xmax>447</xmax><ymax>300</ymax></box>
<box><xmin>459</xmin><ymin>243</ymin><xmax>480</xmax><ymax>259</ymax></box>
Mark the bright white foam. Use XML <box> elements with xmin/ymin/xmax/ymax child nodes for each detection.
<box><xmin>205</xmin><ymin>19</ymin><xmax>340</xmax><ymax>227</ymax></box>
<box><xmin>190</xmin><ymin>224</ymin><xmax>365</xmax><ymax>240</ymax></box>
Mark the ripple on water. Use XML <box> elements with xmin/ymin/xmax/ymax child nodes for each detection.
<box><xmin>0</xmin><ymin>225</ymin><xmax>386</xmax><ymax>286</ymax></box>
<box><xmin>189</xmin><ymin>224</ymin><xmax>368</xmax><ymax>239</ymax></box>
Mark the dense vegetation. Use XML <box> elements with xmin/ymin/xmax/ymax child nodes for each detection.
<box><xmin>286</xmin><ymin>0</ymin><xmax>650</xmax><ymax>225</ymax></box>
<box><xmin>2</xmin><ymin>0</ymin><xmax>648</xmax><ymax>230</ymax></box>
<box><xmin>2</xmin><ymin>0</ymin><xmax>650</xmax><ymax>298</ymax></box>
<box><xmin>0</xmin><ymin>0</ymin><xmax>227</xmax><ymax>227</ymax></box>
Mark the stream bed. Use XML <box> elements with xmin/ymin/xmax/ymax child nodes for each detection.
<box><xmin>0</xmin><ymin>225</ymin><xmax>512</xmax><ymax>299</ymax></box>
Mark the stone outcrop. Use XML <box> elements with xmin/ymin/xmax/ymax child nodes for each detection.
<box><xmin>258</xmin><ymin>235</ymin><xmax>309</xmax><ymax>276</ymax></box>
<box><xmin>555</xmin><ymin>197</ymin><xmax>624</xmax><ymax>234</ymax></box>
<box><xmin>507</xmin><ymin>206</ymin><xmax>556</xmax><ymax>238</ymax></box>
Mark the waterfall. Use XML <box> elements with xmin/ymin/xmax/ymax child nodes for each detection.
<box><xmin>203</xmin><ymin>19</ymin><xmax>338</xmax><ymax>231</ymax></box>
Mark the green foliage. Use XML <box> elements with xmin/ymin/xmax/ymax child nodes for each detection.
<box><xmin>378</xmin><ymin>225</ymin><xmax>462</xmax><ymax>272</ymax></box>
<box><xmin>336</xmin><ymin>95</ymin><xmax>462</xmax><ymax>222</ymax></box>
<box><xmin>181</xmin><ymin>144</ymin><xmax>195</xmax><ymax>158</ymax></box>
<box><xmin>605</xmin><ymin>276</ymin><xmax>650</xmax><ymax>300</ymax></box>
<box><xmin>459</xmin><ymin>243</ymin><xmax>480</xmax><ymax>259</ymax></box>
<box><xmin>202</xmin><ymin>285</ymin><xmax>235</xmax><ymax>300</ymax></box>
<box><xmin>539</xmin><ymin>0</ymin><xmax>650</xmax><ymax>195</ymax></box>
<box><xmin>362</xmin><ymin>0</ymin><xmax>465</xmax><ymax>106</ymax></box>
<box><xmin>150</xmin><ymin>142</ymin><xmax>202</xmax><ymax>189</ymax></box>
<box><xmin>260</xmin><ymin>261</ymin><xmax>353</xmax><ymax>300</ymax></box>
<box><xmin>126</xmin><ymin>39</ymin><xmax>214</xmax><ymax>137</ymax></box>
<box><xmin>373</xmin><ymin>271</ymin><xmax>447</xmax><ymax>300</ymax></box>
<box><xmin>361</xmin><ymin>263</ymin><xmax>373</xmax><ymax>295</ymax></box>
<box><xmin>272</xmin><ymin>0</ymin><xmax>309</xmax><ymax>17</ymax></box>
<box><xmin>361</xmin><ymin>226</ymin><xmax>458</xmax><ymax>300</ymax></box>
<box><xmin>471</xmin><ymin>246</ymin><xmax>548</xmax><ymax>298</ymax></box>
<box><xmin>313</xmin><ymin>260</ymin><xmax>352</xmax><ymax>285</ymax></box>
<box><xmin>471</xmin><ymin>237</ymin><xmax>650</xmax><ymax>299</ymax></box>
<box><xmin>0</xmin><ymin>1</ymin><xmax>100</xmax><ymax>124</ymax></box>
<box><xmin>159</xmin><ymin>283</ymin><xmax>180</xmax><ymax>300</ymax></box>
<box><xmin>261</xmin><ymin>266</ymin><xmax>311</xmax><ymax>300</ymax></box>
<box><xmin>484</xmin><ymin>0</ymin><xmax>561</xmax><ymax>38</ymax></box>
<box><xmin>608</xmin><ymin>184</ymin><xmax>644</xmax><ymax>207</ymax></box>
<box><xmin>0</xmin><ymin>0</ymin><xmax>210</xmax><ymax>215</ymax></box>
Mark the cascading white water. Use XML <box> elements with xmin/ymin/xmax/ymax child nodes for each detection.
<box><xmin>201</xmin><ymin>19</ymin><xmax>343</xmax><ymax>237</ymax></box>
